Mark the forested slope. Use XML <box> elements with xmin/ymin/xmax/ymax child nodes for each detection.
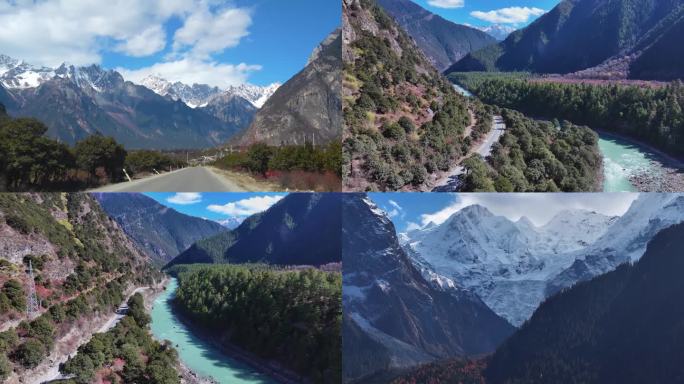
<box><xmin>343</xmin><ymin>0</ymin><xmax>471</xmax><ymax>191</ymax></box>
<box><xmin>0</xmin><ymin>193</ymin><xmax>159</xmax><ymax>382</ymax></box>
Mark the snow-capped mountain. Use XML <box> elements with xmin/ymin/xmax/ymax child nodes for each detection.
<box><xmin>476</xmin><ymin>24</ymin><xmax>517</xmax><ymax>41</ymax></box>
<box><xmin>140</xmin><ymin>75</ymin><xmax>221</xmax><ymax>108</ymax></box>
<box><xmin>0</xmin><ymin>54</ymin><xmax>123</xmax><ymax>92</ymax></box>
<box><xmin>343</xmin><ymin>194</ymin><xmax>514</xmax><ymax>381</ymax></box>
<box><xmin>547</xmin><ymin>193</ymin><xmax>684</xmax><ymax>294</ymax></box>
<box><xmin>0</xmin><ymin>54</ymin><xmax>252</xmax><ymax>149</ymax></box>
<box><xmin>139</xmin><ymin>74</ymin><xmax>280</xmax><ymax>108</ymax></box>
<box><xmin>403</xmin><ymin>205</ymin><xmax>618</xmax><ymax>326</ymax></box>
<box><xmin>216</xmin><ymin>217</ymin><xmax>244</xmax><ymax>229</ymax></box>
<box><xmin>225</xmin><ymin>83</ymin><xmax>280</xmax><ymax>108</ymax></box>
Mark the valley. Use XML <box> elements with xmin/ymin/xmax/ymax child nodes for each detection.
<box><xmin>344</xmin><ymin>0</ymin><xmax>684</xmax><ymax>193</ymax></box>
<box><xmin>0</xmin><ymin>192</ymin><xmax>342</xmax><ymax>383</ymax></box>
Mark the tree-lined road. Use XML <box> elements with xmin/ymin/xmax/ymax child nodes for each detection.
<box><xmin>91</xmin><ymin>166</ymin><xmax>247</xmax><ymax>192</ymax></box>
<box><xmin>432</xmin><ymin>115</ymin><xmax>505</xmax><ymax>192</ymax></box>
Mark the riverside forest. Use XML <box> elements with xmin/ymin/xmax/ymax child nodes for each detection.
<box><xmin>0</xmin><ymin>192</ymin><xmax>342</xmax><ymax>384</ymax></box>
<box><xmin>342</xmin><ymin>0</ymin><xmax>684</xmax><ymax>192</ymax></box>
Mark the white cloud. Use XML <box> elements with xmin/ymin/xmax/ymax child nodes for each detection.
<box><xmin>384</xmin><ymin>199</ymin><xmax>405</xmax><ymax>219</ymax></box>
<box><xmin>0</xmin><ymin>0</ymin><xmax>192</xmax><ymax>66</ymax></box>
<box><xmin>0</xmin><ymin>0</ymin><xmax>256</xmax><ymax>88</ymax></box>
<box><xmin>471</xmin><ymin>7</ymin><xmax>546</xmax><ymax>24</ymax></box>
<box><xmin>115</xmin><ymin>25</ymin><xmax>167</xmax><ymax>57</ymax></box>
<box><xmin>427</xmin><ymin>0</ymin><xmax>465</xmax><ymax>9</ymax></box>
<box><xmin>207</xmin><ymin>195</ymin><xmax>285</xmax><ymax>217</ymax></box>
<box><xmin>172</xmin><ymin>6</ymin><xmax>252</xmax><ymax>59</ymax></box>
<box><xmin>419</xmin><ymin>193</ymin><xmax>638</xmax><ymax>227</ymax></box>
<box><xmin>167</xmin><ymin>192</ymin><xmax>202</xmax><ymax>205</ymax></box>
<box><xmin>118</xmin><ymin>58</ymin><xmax>261</xmax><ymax>88</ymax></box>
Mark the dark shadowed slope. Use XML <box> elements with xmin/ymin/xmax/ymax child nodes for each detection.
<box><xmin>376</xmin><ymin>0</ymin><xmax>496</xmax><ymax>72</ymax></box>
<box><xmin>447</xmin><ymin>0</ymin><xmax>684</xmax><ymax>79</ymax></box>
<box><xmin>94</xmin><ymin>193</ymin><xmax>226</xmax><ymax>265</ymax></box>
<box><xmin>167</xmin><ymin>193</ymin><xmax>342</xmax><ymax>268</ymax></box>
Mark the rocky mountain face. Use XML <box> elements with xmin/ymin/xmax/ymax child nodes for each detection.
<box><xmin>167</xmin><ymin>193</ymin><xmax>342</xmax><ymax>268</ymax></box>
<box><xmin>486</xmin><ymin>222</ymin><xmax>684</xmax><ymax>384</ymax></box>
<box><xmin>447</xmin><ymin>0</ymin><xmax>684</xmax><ymax>80</ymax></box>
<box><xmin>233</xmin><ymin>29</ymin><xmax>342</xmax><ymax>146</ymax></box>
<box><xmin>93</xmin><ymin>193</ymin><xmax>227</xmax><ymax>266</ymax></box>
<box><xmin>342</xmin><ymin>194</ymin><xmax>514</xmax><ymax>383</ymax></box>
<box><xmin>0</xmin><ymin>56</ymin><xmax>253</xmax><ymax>149</ymax></box>
<box><xmin>376</xmin><ymin>0</ymin><xmax>497</xmax><ymax>72</ymax></box>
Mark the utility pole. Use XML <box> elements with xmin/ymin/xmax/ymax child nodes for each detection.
<box><xmin>26</xmin><ymin>261</ymin><xmax>39</xmax><ymax>320</ymax></box>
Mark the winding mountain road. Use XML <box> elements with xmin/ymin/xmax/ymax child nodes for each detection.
<box><xmin>36</xmin><ymin>287</ymin><xmax>150</xmax><ymax>384</ymax></box>
<box><xmin>91</xmin><ymin>166</ymin><xmax>247</xmax><ymax>192</ymax></box>
<box><xmin>432</xmin><ymin>115</ymin><xmax>506</xmax><ymax>192</ymax></box>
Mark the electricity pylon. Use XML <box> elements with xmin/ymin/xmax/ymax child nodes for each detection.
<box><xmin>26</xmin><ymin>260</ymin><xmax>40</xmax><ymax>320</ymax></box>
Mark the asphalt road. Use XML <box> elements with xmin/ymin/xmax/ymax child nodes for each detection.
<box><xmin>433</xmin><ymin>115</ymin><xmax>505</xmax><ymax>192</ymax></box>
<box><xmin>91</xmin><ymin>166</ymin><xmax>246</xmax><ymax>192</ymax></box>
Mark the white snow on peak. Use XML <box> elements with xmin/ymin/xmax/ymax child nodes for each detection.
<box><xmin>139</xmin><ymin>74</ymin><xmax>280</xmax><ymax>109</ymax></box>
<box><xmin>0</xmin><ymin>54</ymin><xmax>120</xmax><ymax>92</ymax></box>
<box><xmin>404</xmin><ymin>204</ymin><xmax>618</xmax><ymax>326</ymax></box>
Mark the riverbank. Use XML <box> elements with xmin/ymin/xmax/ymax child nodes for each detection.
<box><xmin>144</xmin><ymin>278</ymin><xmax>216</xmax><ymax>384</ymax></box>
<box><xmin>596</xmin><ymin>129</ymin><xmax>684</xmax><ymax>192</ymax></box>
<box><xmin>170</xmin><ymin>301</ymin><xmax>307</xmax><ymax>384</ymax></box>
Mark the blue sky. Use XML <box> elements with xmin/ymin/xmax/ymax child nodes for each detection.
<box><xmin>145</xmin><ymin>192</ymin><xmax>287</xmax><ymax>223</ymax></box>
<box><xmin>411</xmin><ymin>0</ymin><xmax>561</xmax><ymax>28</ymax></box>
<box><xmin>368</xmin><ymin>193</ymin><xmax>638</xmax><ymax>233</ymax></box>
<box><xmin>0</xmin><ymin>0</ymin><xmax>340</xmax><ymax>87</ymax></box>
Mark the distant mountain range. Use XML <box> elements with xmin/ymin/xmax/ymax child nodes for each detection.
<box><xmin>448</xmin><ymin>0</ymin><xmax>684</xmax><ymax>80</ymax></box>
<box><xmin>233</xmin><ymin>29</ymin><xmax>342</xmax><ymax>146</ymax></box>
<box><xmin>166</xmin><ymin>193</ymin><xmax>342</xmax><ymax>268</ymax></box>
<box><xmin>93</xmin><ymin>193</ymin><xmax>227</xmax><ymax>266</ymax></box>
<box><xmin>0</xmin><ymin>55</ymin><xmax>254</xmax><ymax>149</ymax></box>
<box><xmin>375</xmin><ymin>0</ymin><xmax>497</xmax><ymax>71</ymax></box>
<box><xmin>139</xmin><ymin>75</ymin><xmax>279</xmax><ymax>109</ymax></box>
<box><xmin>342</xmin><ymin>194</ymin><xmax>514</xmax><ymax>383</ymax></box>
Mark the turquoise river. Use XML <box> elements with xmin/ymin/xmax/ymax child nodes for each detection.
<box><xmin>150</xmin><ymin>278</ymin><xmax>276</xmax><ymax>384</ymax></box>
<box><xmin>453</xmin><ymin>83</ymin><xmax>671</xmax><ymax>192</ymax></box>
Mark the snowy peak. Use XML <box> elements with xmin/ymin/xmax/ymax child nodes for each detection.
<box><xmin>139</xmin><ymin>74</ymin><xmax>280</xmax><ymax>109</ymax></box>
<box><xmin>476</xmin><ymin>24</ymin><xmax>517</xmax><ymax>41</ymax></box>
<box><xmin>404</xmin><ymin>204</ymin><xmax>619</xmax><ymax>326</ymax></box>
<box><xmin>225</xmin><ymin>83</ymin><xmax>280</xmax><ymax>108</ymax></box>
<box><xmin>140</xmin><ymin>75</ymin><xmax>221</xmax><ymax>108</ymax></box>
<box><xmin>0</xmin><ymin>54</ymin><xmax>122</xmax><ymax>92</ymax></box>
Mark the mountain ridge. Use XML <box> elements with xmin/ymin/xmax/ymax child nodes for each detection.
<box><xmin>447</xmin><ymin>0</ymin><xmax>684</xmax><ymax>80</ymax></box>
<box><xmin>0</xmin><ymin>55</ymin><xmax>253</xmax><ymax>149</ymax></box>
<box><xmin>375</xmin><ymin>0</ymin><xmax>497</xmax><ymax>71</ymax></box>
<box><xmin>93</xmin><ymin>193</ymin><xmax>227</xmax><ymax>266</ymax></box>
<box><xmin>343</xmin><ymin>194</ymin><xmax>514</xmax><ymax>382</ymax></box>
